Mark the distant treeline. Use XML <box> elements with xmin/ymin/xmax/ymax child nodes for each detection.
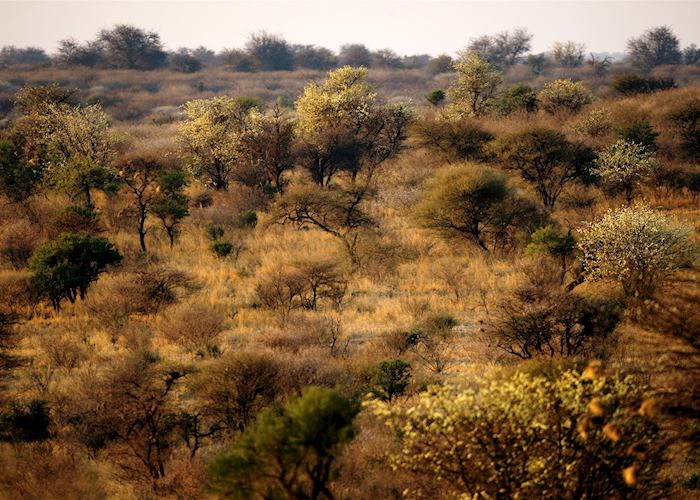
<box><xmin>1</xmin><ymin>24</ymin><xmax>699</xmax><ymax>74</ymax></box>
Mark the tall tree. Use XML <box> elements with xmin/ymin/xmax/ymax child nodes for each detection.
<box><xmin>96</xmin><ymin>24</ymin><xmax>167</xmax><ymax>70</ymax></box>
<box><xmin>627</xmin><ymin>26</ymin><xmax>682</xmax><ymax>70</ymax></box>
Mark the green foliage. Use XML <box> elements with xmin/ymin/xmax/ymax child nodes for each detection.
<box><xmin>372</xmin><ymin>360</ymin><xmax>411</xmax><ymax>401</ymax></box>
<box><xmin>594</xmin><ymin>139</ymin><xmax>659</xmax><ymax>202</ymax></box>
<box><xmin>210</xmin><ymin>241</ymin><xmax>233</xmax><ymax>258</ymax></box>
<box><xmin>668</xmin><ymin>99</ymin><xmax>700</xmax><ymax>161</ymax></box>
<box><xmin>414</xmin><ymin>164</ymin><xmax>544</xmax><ymax>252</ymax></box>
<box><xmin>295</xmin><ymin>66</ymin><xmax>411</xmax><ymax>186</ymax></box>
<box><xmin>612</xmin><ymin>73</ymin><xmax>676</xmax><ymax>95</ymax></box>
<box><xmin>0</xmin><ymin>137</ymin><xmax>44</xmax><ymax>202</ymax></box>
<box><xmin>525</xmin><ymin>225</ymin><xmax>575</xmax><ymax>260</ymax></box>
<box><xmin>208</xmin><ymin>386</ymin><xmax>359</xmax><ymax>500</ymax></box>
<box><xmin>578</xmin><ymin>205</ymin><xmax>695</xmax><ymax>299</ymax></box>
<box><xmin>413</xmin><ymin>118</ymin><xmax>493</xmax><ymax>163</ymax></box>
<box><xmin>180</xmin><ymin>96</ymin><xmax>262</xmax><ymax>190</ymax></box>
<box><xmin>685</xmin><ymin>473</ymin><xmax>700</xmax><ymax>490</ymax></box>
<box><xmin>496</xmin><ymin>83</ymin><xmax>538</xmax><ymax>115</ymax></box>
<box><xmin>48</xmin><ymin>205</ymin><xmax>101</xmax><ymax>237</ymax></box>
<box><xmin>538</xmin><ymin>79</ymin><xmax>592</xmax><ymax>115</ymax></box>
<box><xmin>370</xmin><ymin>369</ymin><xmax>665</xmax><ymax>498</ymax></box>
<box><xmin>617</xmin><ymin>119</ymin><xmax>659</xmax><ymax>151</ymax></box>
<box><xmin>151</xmin><ymin>170</ymin><xmax>189</xmax><ymax>248</ymax></box>
<box><xmin>29</xmin><ymin>233</ymin><xmax>122</xmax><ymax>311</ymax></box>
<box><xmin>491</xmin><ymin>127</ymin><xmax>594</xmax><ymax>208</ymax></box>
<box><xmin>447</xmin><ymin>51</ymin><xmax>502</xmax><ymax>117</ymax></box>
<box><xmin>425</xmin><ymin>89</ymin><xmax>445</xmax><ymax>106</ymax></box>
<box><xmin>527</xmin><ymin>52</ymin><xmax>546</xmax><ymax>76</ymax></box>
<box><xmin>238</xmin><ymin>209</ymin><xmax>258</xmax><ymax>228</ymax></box>
<box><xmin>574</xmin><ymin>108</ymin><xmax>613</xmax><ymax>138</ymax></box>
<box><xmin>206</xmin><ymin>224</ymin><xmax>225</xmax><ymax>241</ymax></box>
<box><xmin>41</xmin><ymin>103</ymin><xmax>115</xmax><ymax>208</ymax></box>
<box><xmin>0</xmin><ymin>400</ymin><xmax>51</xmax><ymax>442</ymax></box>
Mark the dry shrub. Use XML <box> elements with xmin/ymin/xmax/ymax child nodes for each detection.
<box><xmin>0</xmin><ymin>219</ymin><xmax>40</xmax><ymax>268</ymax></box>
<box><xmin>161</xmin><ymin>301</ymin><xmax>227</xmax><ymax>357</ymax></box>
<box><xmin>0</xmin><ymin>443</ymin><xmax>106</xmax><ymax>500</ymax></box>
<box><xmin>261</xmin><ymin>313</ymin><xmax>349</xmax><ymax>357</ymax></box>
<box><xmin>255</xmin><ymin>255</ymin><xmax>348</xmax><ymax>315</ymax></box>
<box><xmin>192</xmin><ymin>350</ymin><xmax>281</xmax><ymax>435</ymax></box>
<box><xmin>0</xmin><ymin>270</ymin><xmax>36</xmax><ymax>316</ymax></box>
<box><xmin>41</xmin><ymin>334</ymin><xmax>90</xmax><ymax>370</ymax></box>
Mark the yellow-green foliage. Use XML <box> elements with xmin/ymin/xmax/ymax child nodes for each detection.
<box><xmin>369</xmin><ymin>369</ymin><xmax>663</xmax><ymax>498</ymax></box>
<box><xmin>180</xmin><ymin>96</ymin><xmax>262</xmax><ymax>189</ymax></box>
<box><xmin>447</xmin><ymin>51</ymin><xmax>502</xmax><ymax>117</ymax></box>
<box><xmin>538</xmin><ymin>79</ymin><xmax>593</xmax><ymax>115</ymax></box>
<box><xmin>43</xmin><ymin>103</ymin><xmax>114</xmax><ymax>207</ymax></box>
<box><xmin>295</xmin><ymin>66</ymin><xmax>376</xmax><ymax>141</ymax></box>
<box><xmin>578</xmin><ymin>205</ymin><xmax>696</xmax><ymax>298</ymax></box>
<box><xmin>593</xmin><ymin>139</ymin><xmax>659</xmax><ymax>202</ymax></box>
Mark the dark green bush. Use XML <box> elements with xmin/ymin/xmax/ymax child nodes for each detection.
<box><xmin>29</xmin><ymin>233</ymin><xmax>122</xmax><ymax>310</ymax></box>
<box><xmin>617</xmin><ymin>119</ymin><xmax>659</xmax><ymax>151</ymax></box>
<box><xmin>612</xmin><ymin>73</ymin><xmax>675</xmax><ymax>95</ymax></box>
<box><xmin>372</xmin><ymin>359</ymin><xmax>411</xmax><ymax>401</ymax></box>
<box><xmin>210</xmin><ymin>241</ymin><xmax>233</xmax><ymax>258</ymax></box>
<box><xmin>496</xmin><ymin>84</ymin><xmax>538</xmax><ymax>115</ymax></box>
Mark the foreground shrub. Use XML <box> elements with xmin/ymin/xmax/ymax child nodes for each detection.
<box><xmin>370</xmin><ymin>369</ymin><xmax>665</xmax><ymax>498</ymax></box>
<box><xmin>578</xmin><ymin>206</ymin><xmax>695</xmax><ymax>299</ymax></box>
<box><xmin>28</xmin><ymin>233</ymin><xmax>122</xmax><ymax>311</ymax></box>
<box><xmin>208</xmin><ymin>387</ymin><xmax>359</xmax><ymax>499</ymax></box>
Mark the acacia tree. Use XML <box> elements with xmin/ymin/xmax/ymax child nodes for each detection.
<box><xmin>245</xmin><ymin>31</ymin><xmax>294</xmax><ymax>71</ymax></box>
<box><xmin>446</xmin><ymin>51</ymin><xmax>502</xmax><ymax>117</ymax></box>
<box><xmin>28</xmin><ymin>233</ymin><xmax>122</xmax><ymax>311</ymax></box>
<box><xmin>537</xmin><ymin>79</ymin><xmax>592</xmax><ymax>115</ymax></box>
<box><xmin>295</xmin><ymin>66</ymin><xmax>411</xmax><ymax>187</ymax></box>
<box><xmin>467</xmin><ymin>28</ymin><xmax>533</xmax><ymax>68</ymax></box>
<box><xmin>180</xmin><ymin>96</ymin><xmax>260</xmax><ymax>190</ymax></box>
<box><xmin>271</xmin><ymin>183</ymin><xmax>374</xmax><ymax>264</ymax></box>
<box><xmin>594</xmin><ymin>140</ymin><xmax>659</xmax><ymax>202</ymax></box>
<box><xmin>627</xmin><ymin>26</ymin><xmax>682</xmax><ymax>71</ymax></box>
<box><xmin>67</xmin><ymin>351</ymin><xmax>188</xmax><ymax>481</ymax></box>
<box><xmin>491</xmin><ymin>127</ymin><xmax>594</xmax><ymax>209</ymax></box>
<box><xmin>96</xmin><ymin>24</ymin><xmax>167</xmax><ymax>70</ymax></box>
<box><xmin>118</xmin><ymin>156</ymin><xmax>170</xmax><ymax>252</ymax></box>
<box><xmin>151</xmin><ymin>170</ymin><xmax>189</xmax><ymax>248</ymax></box>
<box><xmin>552</xmin><ymin>41</ymin><xmax>586</xmax><ymax>67</ymax></box>
<box><xmin>42</xmin><ymin>103</ymin><xmax>115</xmax><ymax>209</ymax></box>
<box><xmin>578</xmin><ymin>205</ymin><xmax>695</xmax><ymax>299</ymax></box>
<box><xmin>414</xmin><ymin>164</ymin><xmax>543</xmax><ymax>252</ymax></box>
<box><xmin>208</xmin><ymin>387</ymin><xmax>359</xmax><ymax>500</ymax></box>
<box><xmin>239</xmin><ymin>105</ymin><xmax>295</xmax><ymax>192</ymax></box>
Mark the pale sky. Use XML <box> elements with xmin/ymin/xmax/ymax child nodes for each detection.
<box><xmin>1</xmin><ymin>1</ymin><xmax>699</xmax><ymax>56</ymax></box>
